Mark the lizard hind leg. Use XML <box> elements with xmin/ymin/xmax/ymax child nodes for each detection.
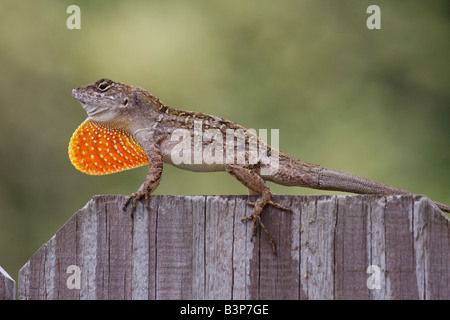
<box><xmin>226</xmin><ymin>164</ymin><xmax>287</xmax><ymax>254</ymax></box>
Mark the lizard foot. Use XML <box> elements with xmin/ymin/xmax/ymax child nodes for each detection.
<box><xmin>242</xmin><ymin>207</ymin><xmax>277</xmax><ymax>254</ymax></box>
<box><xmin>243</xmin><ymin>198</ymin><xmax>291</xmax><ymax>254</ymax></box>
<box><xmin>123</xmin><ymin>190</ymin><xmax>151</xmax><ymax>217</ymax></box>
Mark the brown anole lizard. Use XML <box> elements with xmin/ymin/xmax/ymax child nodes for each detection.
<box><xmin>69</xmin><ymin>78</ymin><xmax>450</xmax><ymax>253</ymax></box>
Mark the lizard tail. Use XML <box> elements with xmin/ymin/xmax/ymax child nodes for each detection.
<box><xmin>318</xmin><ymin>167</ymin><xmax>450</xmax><ymax>213</ymax></box>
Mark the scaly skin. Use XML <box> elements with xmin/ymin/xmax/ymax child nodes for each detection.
<box><xmin>70</xmin><ymin>78</ymin><xmax>450</xmax><ymax>253</ymax></box>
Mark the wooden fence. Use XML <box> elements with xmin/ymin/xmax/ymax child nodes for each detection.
<box><xmin>0</xmin><ymin>266</ymin><xmax>15</xmax><ymax>300</ymax></box>
<box><xmin>2</xmin><ymin>194</ymin><xmax>450</xmax><ymax>299</ymax></box>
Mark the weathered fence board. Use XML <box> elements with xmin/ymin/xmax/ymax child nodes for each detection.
<box><xmin>17</xmin><ymin>194</ymin><xmax>450</xmax><ymax>300</ymax></box>
<box><xmin>0</xmin><ymin>266</ymin><xmax>15</xmax><ymax>300</ymax></box>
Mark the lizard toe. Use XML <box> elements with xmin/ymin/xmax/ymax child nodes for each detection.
<box><xmin>246</xmin><ymin>200</ymin><xmax>292</xmax><ymax>212</ymax></box>
<box><xmin>241</xmin><ymin>209</ymin><xmax>277</xmax><ymax>254</ymax></box>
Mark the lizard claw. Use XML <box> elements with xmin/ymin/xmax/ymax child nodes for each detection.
<box><xmin>123</xmin><ymin>191</ymin><xmax>151</xmax><ymax>217</ymax></box>
<box><xmin>243</xmin><ymin>198</ymin><xmax>291</xmax><ymax>254</ymax></box>
<box><xmin>242</xmin><ymin>210</ymin><xmax>277</xmax><ymax>254</ymax></box>
<box><xmin>123</xmin><ymin>193</ymin><xmax>138</xmax><ymax>218</ymax></box>
<box><xmin>123</xmin><ymin>193</ymin><xmax>134</xmax><ymax>210</ymax></box>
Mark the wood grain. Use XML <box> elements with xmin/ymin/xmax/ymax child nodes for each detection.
<box><xmin>17</xmin><ymin>194</ymin><xmax>450</xmax><ymax>300</ymax></box>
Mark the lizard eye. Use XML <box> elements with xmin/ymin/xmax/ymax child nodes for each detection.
<box><xmin>97</xmin><ymin>81</ymin><xmax>110</xmax><ymax>91</ymax></box>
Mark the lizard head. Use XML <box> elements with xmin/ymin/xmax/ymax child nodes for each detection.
<box><xmin>72</xmin><ymin>78</ymin><xmax>138</xmax><ymax>124</ymax></box>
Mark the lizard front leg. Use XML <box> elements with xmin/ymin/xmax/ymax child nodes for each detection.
<box><xmin>226</xmin><ymin>164</ymin><xmax>287</xmax><ymax>254</ymax></box>
<box><xmin>123</xmin><ymin>144</ymin><xmax>163</xmax><ymax>213</ymax></box>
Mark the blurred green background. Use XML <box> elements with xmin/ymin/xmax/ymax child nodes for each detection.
<box><xmin>0</xmin><ymin>0</ymin><xmax>449</xmax><ymax>278</ymax></box>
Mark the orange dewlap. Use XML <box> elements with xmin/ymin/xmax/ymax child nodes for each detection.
<box><xmin>68</xmin><ymin>119</ymin><xmax>149</xmax><ymax>175</ymax></box>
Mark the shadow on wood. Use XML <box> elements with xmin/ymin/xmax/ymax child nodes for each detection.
<box><xmin>17</xmin><ymin>194</ymin><xmax>450</xmax><ymax>300</ymax></box>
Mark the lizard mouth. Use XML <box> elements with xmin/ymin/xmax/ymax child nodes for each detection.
<box><xmin>72</xmin><ymin>88</ymin><xmax>109</xmax><ymax>118</ymax></box>
<box><xmin>72</xmin><ymin>88</ymin><xmax>85</xmax><ymax>103</ymax></box>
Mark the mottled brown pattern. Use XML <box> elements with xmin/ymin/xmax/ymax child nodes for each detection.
<box><xmin>71</xmin><ymin>79</ymin><xmax>450</xmax><ymax>253</ymax></box>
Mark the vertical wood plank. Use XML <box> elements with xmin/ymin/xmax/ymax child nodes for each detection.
<box><xmin>191</xmin><ymin>196</ymin><xmax>206</xmax><ymax>299</ymax></box>
<box><xmin>412</xmin><ymin>195</ymin><xmax>429</xmax><ymax>300</ymax></box>
<box><xmin>300</xmin><ymin>196</ymin><xmax>337</xmax><ymax>299</ymax></box>
<box><xmin>291</xmin><ymin>196</ymin><xmax>307</xmax><ymax>300</ymax></box>
<box><xmin>17</xmin><ymin>260</ymin><xmax>30</xmax><ymax>299</ymax></box>
<box><xmin>384</xmin><ymin>196</ymin><xmax>419</xmax><ymax>299</ymax></box>
<box><xmin>257</xmin><ymin>195</ymin><xmax>300</xmax><ymax>299</ymax></box>
<box><xmin>334</xmin><ymin>195</ymin><xmax>370</xmax><ymax>299</ymax></box>
<box><xmin>145</xmin><ymin>196</ymin><xmax>158</xmax><ymax>300</ymax></box>
<box><xmin>231</xmin><ymin>197</ymin><xmax>255</xmax><ymax>299</ymax></box>
<box><xmin>19</xmin><ymin>241</ymin><xmax>51</xmax><ymax>299</ymax></box>
<box><xmin>107</xmin><ymin>198</ymin><xmax>133</xmax><ymax>299</ymax></box>
<box><xmin>204</xmin><ymin>196</ymin><xmax>234</xmax><ymax>299</ymax></box>
<box><xmin>155</xmin><ymin>196</ymin><xmax>194</xmax><ymax>299</ymax></box>
<box><xmin>131</xmin><ymin>200</ymin><xmax>150</xmax><ymax>300</ymax></box>
<box><xmin>55</xmin><ymin>213</ymin><xmax>78</xmax><ymax>300</ymax></box>
<box><xmin>367</xmin><ymin>196</ymin><xmax>388</xmax><ymax>300</ymax></box>
<box><xmin>419</xmin><ymin>196</ymin><xmax>450</xmax><ymax>299</ymax></box>
<box><xmin>77</xmin><ymin>198</ymin><xmax>98</xmax><ymax>300</ymax></box>
<box><xmin>0</xmin><ymin>266</ymin><xmax>15</xmax><ymax>300</ymax></box>
<box><xmin>94</xmin><ymin>196</ymin><xmax>110</xmax><ymax>300</ymax></box>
